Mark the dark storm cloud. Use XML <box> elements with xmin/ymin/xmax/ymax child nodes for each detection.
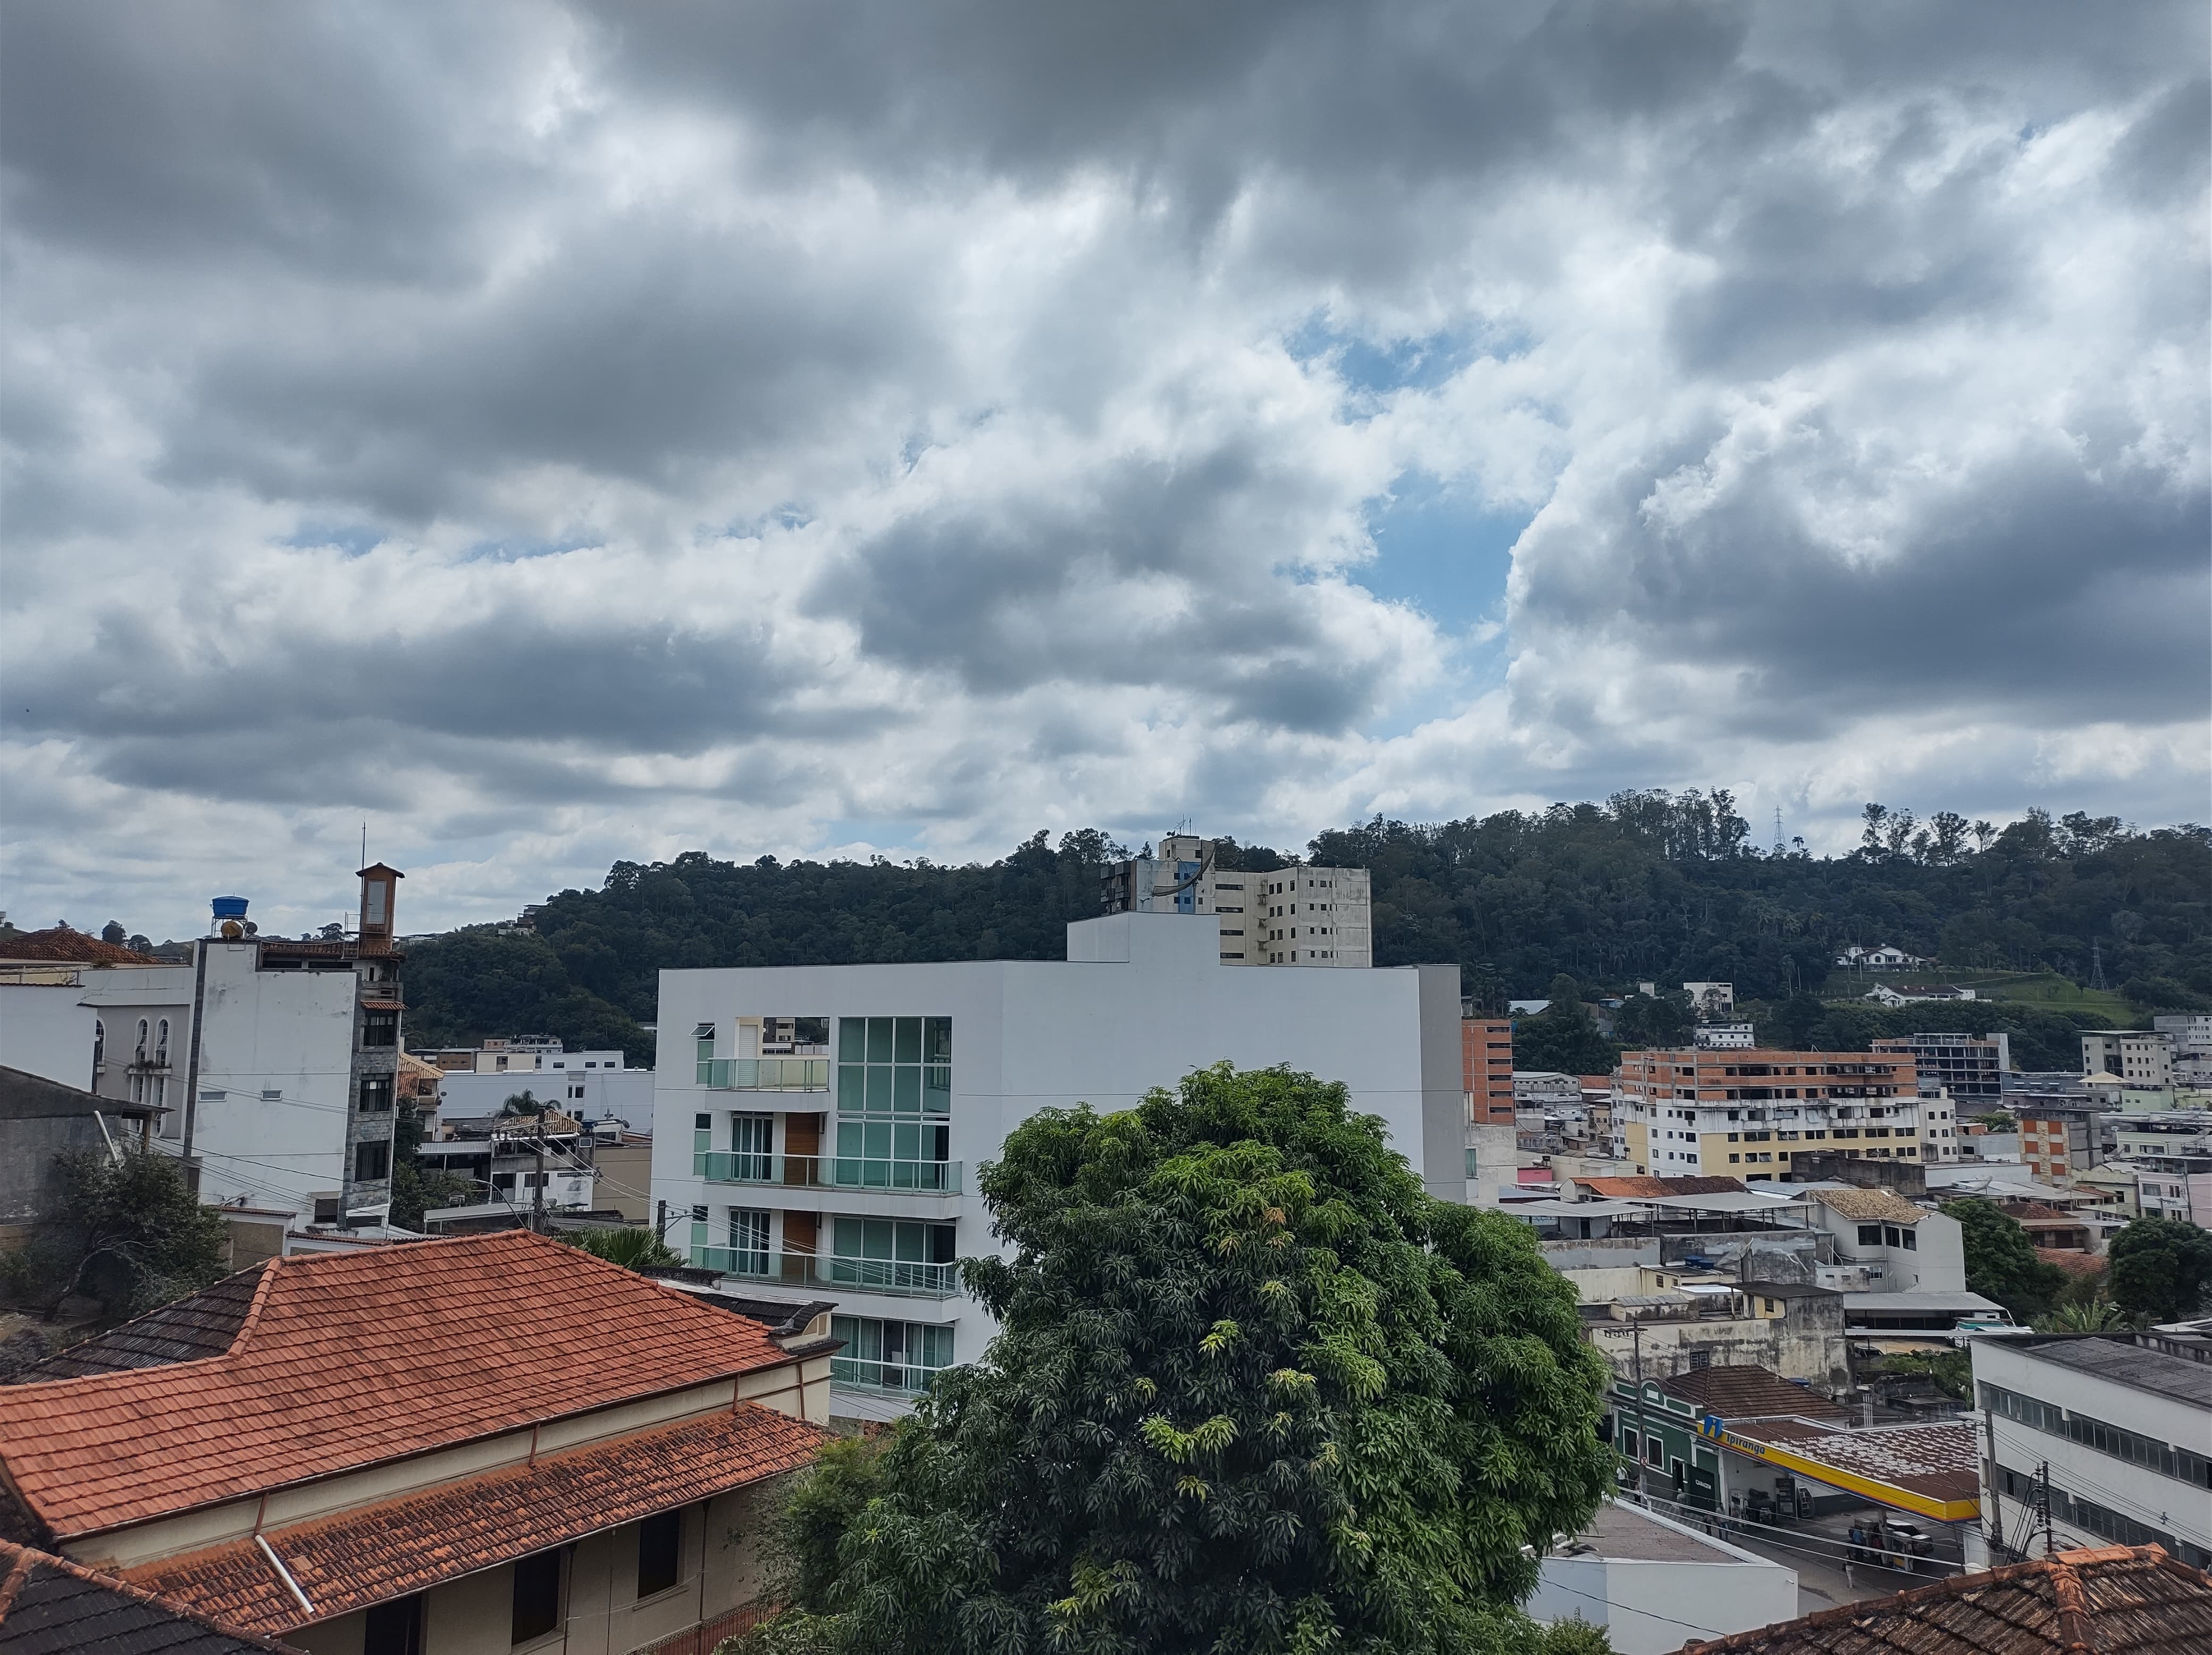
<box><xmin>0</xmin><ymin>0</ymin><xmax>2203</xmax><ymax>935</ymax></box>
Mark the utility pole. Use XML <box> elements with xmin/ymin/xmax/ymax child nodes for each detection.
<box><xmin>530</xmin><ymin>1114</ymin><xmax>547</xmax><ymax>1234</ymax></box>
<box><xmin>1981</xmin><ymin>1407</ymin><xmax>2008</xmax><ymax>1560</ymax></box>
<box><xmin>2032</xmin><ymin>1460</ymin><xmax>2056</xmax><ymax>1558</ymax></box>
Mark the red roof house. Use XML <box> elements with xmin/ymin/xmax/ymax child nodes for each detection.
<box><xmin>0</xmin><ymin>1230</ymin><xmax>835</xmax><ymax>1651</ymax></box>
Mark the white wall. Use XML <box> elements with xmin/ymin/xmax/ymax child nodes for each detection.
<box><xmin>1527</xmin><ymin>1503</ymin><xmax>1796</xmax><ymax>1655</ymax></box>
<box><xmin>439</xmin><ymin>1067</ymin><xmax>655</xmax><ymax>1134</ymax></box>
<box><xmin>0</xmin><ymin>981</ymin><xmax>100</xmax><ymax>1089</ymax></box>
<box><xmin>651</xmin><ymin>913</ymin><xmax>1461</xmax><ymax>1366</ymax></box>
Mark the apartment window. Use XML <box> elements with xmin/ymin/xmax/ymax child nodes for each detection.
<box><xmin>731</xmin><ymin>1113</ymin><xmax>775</xmax><ymax>1180</ymax></box>
<box><xmin>1901</xmin><ymin>1228</ymin><xmax>1917</xmax><ymax>1250</ymax></box>
<box><xmin>1645</xmin><ymin>1437</ymin><xmax>1664</xmax><ymax>1467</ymax></box>
<box><xmin>136</xmin><ymin>1019</ymin><xmax>149</xmax><ymax>1062</ymax></box>
<box><xmin>363</xmin><ymin>1593</ymin><xmax>425</xmax><ymax>1655</ymax></box>
<box><xmin>1621</xmin><ymin>1429</ymin><xmax>1639</xmax><ymax>1458</ymax></box>
<box><xmin>832</xmin><ymin>1217</ymin><xmax>956</xmax><ymax>1291</ymax></box>
<box><xmin>357</xmin><ymin>1075</ymin><xmax>394</xmax><ymax>1113</ymax></box>
<box><xmin>831</xmin><ymin>1315</ymin><xmax>955</xmax><ymax>1390</ymax></box>
<box><xmin>354</xmin><ymin>1140</ymin><xmax>390</xmax><ymax>1182</ymax></box>
<box><xmin>728</xmin><ymin>1208</ymin><xmax>770</xmax><ymax>1274</ymax></box>
<box><xmin>694</xmin><ymin>1023</ymin><xmax>716</xmax><ymax>1084</ymax></box>
<box><xmin>837</xmin><ymin>1017</ymin><xmax>952</xmax><ymax>1118</ymax></box>
<box><xmin>512</xmin><ymin>1549</ymin><xmax>564</xmax><ymax>1644</ymax></box>
<box><xmin>361</xmin><ymin>1010</ymin><xmax>399</xmax><ymax>1048</ymax></box>
<box><xmin>636</xmin><ymin>1509</ymin><xmax>682</xmax><ymax>1599</ymax></box>
<box><xmin>155</xmin><ymin>1018</ymin><xmax>170</xmax><ymax>1064</ymax></box>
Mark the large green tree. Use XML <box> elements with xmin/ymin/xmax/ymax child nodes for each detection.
<box><xmin>1512</xmin><ymin>976</ymin><xmax>1621</xmax><ymax>1076</ymax></box>
<box><xmin>2107</xmin><ymin>1216</ymin><xmax>2212</xmax><ymax>1325</ymax></box>
<box><xmin>1</xmin><ymin>1147</ymin><xmax>229</xmax><ymax>1320</ymax></box>
<box><xmin>742</xmin><ymin>1064</ymin><xmax>1612</xmax><ymax>1655</ymax></box>
<box><xmin>1941</xmin><ymin>1198</ymin><xmax>2066</xmax><ymax>1322</ymax></box>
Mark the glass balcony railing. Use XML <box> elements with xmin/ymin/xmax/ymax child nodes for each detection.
<box><xmin>686</xmin><ymin>1249</ymin><xmax>960</xmax><ymax>1297</ymax></box>
<box><xmin>831</xmin><ymin>1356</ymin><xmax>953</xmax><ymax>1393</ymax></box>
<box><xmin>692</xmin><ymin>1152</ymin><xmax>962</xmax><ymax>1194</ymax></box>
<box><xmin>699</xmin><ymin>1057</ymin><xmax>831</xmax><ymax>1091</ymax></box>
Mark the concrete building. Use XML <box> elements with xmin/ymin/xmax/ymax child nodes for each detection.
<box><xmin>1683</xmin><ymin>982</ymin><xmax>1735</xmax><ymax>1018</ymax></box>
<box><xmin>0</xmin><ymin>1232</ymin><xmax>835</xmax><ymax>1653</ymax></box>
<box><xmin>2014</xmin><ymin>1098</ymin><xmax>2105</xmax><ymax>1185</ymax></box>
<box><xmin>1834</xmin><ymin>944</ymin><xmax>1928</xmax><ymax>970</ymax></box>
<box><xmin>0</xmin><ymin>869</ymin><xmax>410</xmax><ymax>1225</ymax></box>
<box><xmin>1969</xmin><ymin>1331</ymin><xmax>2211</xmax><ymax>1569</ymax></box>
<box><xmin>0</xmin><ymin>1066</ymin><xmax>163</xmax><ymax>1248</ymax></box>
<box><xmin>434</xmin><ymin>1055</ymin><xmax>655</xmax><ymax>1136</ymax></box>
<box><xmin>1526</xmin><ymin>1500</ymin><xmax>1796</xmax><ymax>1655</ymax></box>
<box><xmin>1800</xmin><ymin>1188</ymin><xmax>1966</xmax><ymax>1297</ymax></box>
<box><xmin>1098</xmin><ymin>833</ymin><xmax>1372</xmax><ymax>967</ymax></box>
<box><xmin>1463</xmin><ymin>1015</ymin><xmax>1514</xmax><ymax>1125</ymax></box>
<box><xmin>1873</xmin><ymin>1032</ymin><xmax>2009</xmax><ymax>1105</ymax></box>
<box><xmin>2150</xmin><ymin>1014</ymin><xmax>2212</xmax><ymax>1056</ymax></box>
<box><xmin>416</xmin><ymin>1110</ymin><xmax>600</xmax><ymax>1214</ymax></box>
<box><xmin>651</xmin><ymin>911</ymin><xmax>1463</xmax><ymax>1415</ymax></box>
<box><xmin>1617</xmin><ymin>1048</ymin><xmax>1923</xmax><ymax>1177</ymax></box>
<box><xmin>2081</xmin><ymin>1031</ymin><xmax>2175</xmax><ymax>1092</ymax></box>
<box><xmin>1694</xmin><ymin>1023</ymin><xmax>1756</xmax><ymax>1050</ymax></box>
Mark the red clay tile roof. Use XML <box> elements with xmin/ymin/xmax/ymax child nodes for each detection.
<box><xmin>0</xmin><ymin>1539</ymin><xmax>305</xmax><ymax>1655</ymax></box>
<box><xmin>1577</xmin><ymin>1175</ymin><xmax>1749</xmax><ymax>1198</ymax></box>
<box><xmin>0</xmin><ymin>927</ymin><xmax>160</xmax><ymax>964</ymax></box>
<box><xmin>1674</xmin><ymin>1544</ymin><xmax>2212</xmax><ymax>1653</ymax></box>
<box><xmin>1655</xmin><ymin>1366</ymin><xmax>1850</xmax><ymax>1425</ymax></box>
<box><xmin>2036</xmin><ymin>1248</ymin><xmax>2107</xmax><ymax>1277</ymax></box>
<box><xmin>124</xmin><ymin>1405</ymin><xmax>826</xmax><ymax>1639</ymax></box>
<box><xmin>0</xmin><ymin>1231</ymin><xmax>796</xmax><ymax>1539</ymax></box>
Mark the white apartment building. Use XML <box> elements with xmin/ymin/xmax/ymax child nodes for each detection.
<box><xmin>1616</xmin><ymin>1048</ymin><xmax>1924</xmax><ymax>1176</ymax></box>
<box><xmin>1970</xmin><ymin>1332</ymin><xmax>2211</xmax><ymax>1570</ymax></box>
<box><xmin>435</xmin><ymin>1056</ymin><xmax>655</xmax><ymax>1134</ymax></box>
<box><xmin>2151</xmin><ymin>1014</ymin><xmax>2212</xmax><ymax>1056</ymax></box>
<box><xmin>2081</xmin><ymin>1031</ymin><xmax>2175</xmax><ymax>1091</ymax></box>
<box><xmin>0</xmin><ymin>869</ymin><xmax>408</xmax><ymax>1224</ymax></box>
<box><xmin>1099</xmin><ymin>834</ymin><xmax>1372</xmax><ymax>967</ymax></box>
<box><xmin>650</xmin><ymin>912</ymin><xmax>1462</xmax><ymax>1415</ymax></box>
<box><xmin>1691</xmin><ymin>1023</ymin><xmax>1755</xmax><ymax>1050</ymax></box>
<box><xmin>1681</xmin><ymin>981</ymin><xmax>1734</xmax><ymax>1017</ymax></box>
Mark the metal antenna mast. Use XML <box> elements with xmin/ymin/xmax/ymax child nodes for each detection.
<box><xmin>1772</xmin><ymin>807</ymin><xmax>1785</xmax><ymax>856</ymax></box>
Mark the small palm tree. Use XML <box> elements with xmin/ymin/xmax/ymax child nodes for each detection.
<box><xmin>2034</xmin><ymin>1298</ymin><xmax>2124</xmax><ymax>1333</ymax></box>
<box><xmin>563</xmin><ymin>1226</ymin><xmax>683</xmax><ymax>1270</ymax></box>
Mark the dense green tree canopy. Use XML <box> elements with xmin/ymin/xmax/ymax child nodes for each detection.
<box><xmin>1511</xmin><ymin>976</ymin><xmax>1621</xmax><ymax>1076</ymax></box>
<box><xmin>0</xmin><ymin>1147</ymin><xmax>229</xmax><ymax>1320</ymax></box>
<box><xmin>745</xmin><ymin>1065</ymin><xmax>1612</xmax><ymax>1655</ymax></box>
<box><xmin>398</xmin><ymin>803</ymin><xmax>2209</xmax><ymax>1058</ymax></box>
<box><xmin>2107</xmin><ymin>1217</ymin><xmax>2212</xmax><ymax>1326</ymax></box>
<box><xmin>1941</xmin><ymin>1198</ymin><xmax>2067</xmax><ymax>1323</ymax></box>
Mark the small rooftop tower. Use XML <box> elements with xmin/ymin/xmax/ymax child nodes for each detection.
<box><xmin>357</xmin><ymin>864</ymin><xmax>404</xmax><ymax>943</ymax></box>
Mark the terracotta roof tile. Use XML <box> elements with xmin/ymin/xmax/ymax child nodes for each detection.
<box><xmin>0</xmin><ymin>1232</ymin><xmax>794</xmax><ymax>1539</ymax></box>
<box><xmin>1808</xmin><ymin>1187</ymin><xmax>1928</xmax><ymax>1224</ymax></box>
<box><xmin>0</xmin><ymin>928</ymin><xmax>160</xmax><ymax>964</ymax></box>
<box><xmin>1655</xmin><ymin>1366</ymin><xmax>1850</xmax><ymax>1425</ymax></box>
<box><xmin>0</xmin><ymin>1539</ymin><xmax>302</xmax><ymax>1655</ymax></box>
<box><xmin>1577</xmin><ymin>1175</ymin><xmax>1749</xmax><ymax>1198</ymax></box>
<box><xmin>1674</xmin><ymin>1544</ymin><xmax>2212</xmax><ymax>1653</ymax></box>
<box><xmin>125</xmin><ymin>1406</ymin><xmax>826</xmax><ymax>1639</ymax></box>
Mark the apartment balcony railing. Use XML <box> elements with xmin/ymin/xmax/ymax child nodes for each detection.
<box><xmin>831</xmin><ymin>1356</ymin><xmax>953</xmax><ymax>1393</ymax></box>
<box><xmin>687</xmin><ymin>1248</ymin><xmax>959</xmax><ymax>1298</ymax></box>
<box><xmin>699</xmin><ymin>1058</ymin><xmax>831</xmax><ymax>1091</ymax></box>
<box><xmin>693</xmin><ymin>1151</ymin><xmax>962</xmax><ymax>1194</ymax></box>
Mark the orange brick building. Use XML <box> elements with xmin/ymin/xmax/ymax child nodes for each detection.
<box><xmin>1463</xmin><ymin>1016</ymin><xmax>1514</xmax><ymax>1125</ymax></box>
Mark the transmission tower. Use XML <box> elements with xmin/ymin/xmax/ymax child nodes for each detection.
<box><xmin>1772</xmin><ymin>807</ymin><xmax>1785</xmax><ymax>857</ymax></box>
<box><xmin>2089</xmin><ymin>940</ymin><xmax>2109</xmax><ymax>991</ymax></box>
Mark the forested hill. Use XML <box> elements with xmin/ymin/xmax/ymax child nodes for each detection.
<box><xmin>399</xmin><ymin>796</ymin><xmax>2211</xmax><ymax>1069</ymax></box>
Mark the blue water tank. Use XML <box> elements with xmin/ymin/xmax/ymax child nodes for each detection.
<box><xmin>211</xmin><ymin>896</ymin><xmax>250</xmax><ymax>920</ymax></box>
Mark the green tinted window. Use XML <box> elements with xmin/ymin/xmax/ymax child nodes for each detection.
<box><xmin>839</xmin><ymin>1018</ymin><xmax>867</xmax><ymax>1061</ymax></box>
<box><xmin>867</xmin><ymin>1017</ymin><xmax>894</xmax><ymax>1063</ymax></box>
<box><xmin>895</xmin><ymin>1017</ymin><xmax>922</xmax><ymax>1063</ymax></box>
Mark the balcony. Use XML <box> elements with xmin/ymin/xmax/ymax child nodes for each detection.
<box><xmin>693</xmin><ymin>1151</ymin><xmax>962</xmax><ymax>1194</ymax></box>
<box><xmin>686</xmin><ymin>1248</ymin><xmax>959</xmax><ymax>1298</ymax></box>
<box><xmin>699</xmin><ymin>1058</ymin><xmax>830</xmax><ymax>1092</ymax></box>
<box><xmin>831</xmin><ymin>1356</ymin><xmax>952</xmax><ymax>1393</ymax></box>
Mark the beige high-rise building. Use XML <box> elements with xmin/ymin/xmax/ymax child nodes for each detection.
<box><xmin>1099</xmin><ymin>833</ymin><xmax>1372</xmax><ymax>966</ymax></box>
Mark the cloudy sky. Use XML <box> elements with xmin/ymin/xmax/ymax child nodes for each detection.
<box><xmin>3</xmin><ymin>1</ymin><xmax>2206</xmax><ymax>940</ymax></box>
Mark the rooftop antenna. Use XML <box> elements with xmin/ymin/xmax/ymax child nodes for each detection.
<box><xmin>361</xmin><ymin>820</ymin><xmax>367</xmax><ymax>869</ymax></box>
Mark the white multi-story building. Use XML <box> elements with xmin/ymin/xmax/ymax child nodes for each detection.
<box><xmin>0</xmin><ymin>868</ymin><xmax>409</xmax><ymax>1224</ymax></box>
<box><xmin>650</xmin><ymin>912</ymin><xmax>1462</xmax><ymax>1415</ymax></box>
<box><xmin>433</xmin><ymin>1054</ymin><xmax>656</xmax><ymax>1135</ymax></box>
<box><xmin>1099</xmin><ymin>834</ymin><xmax>1371</xmax><ymax>967</ymax></box>
<box><xmin>1692</xmin><ymin>1023</ymin><xmax>1755</xmax><ymax>1050</ymax></box>
<box><xmin>2151</xmin><ymin>1014</ymin><xmax>2212</xmax><ymax>1057</ymax></box>
<box><xmin>1681</xmin><ymin>982</ymin><xmax>1734</xmax><ymax>1018</ymax></box>
<box><xmin>1970</xmin><ymin>1331</ymin><xmax>2211</xmax><ymax>1570</ymax></box>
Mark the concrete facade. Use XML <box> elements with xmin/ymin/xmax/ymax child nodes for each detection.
<box><xmin>1099</xmin><ymin>834</ymin><xmax>1372</xmax><ymax>967</ymax></box>
<box><xmin>651</xmin><ymin>912</ymin><xmax>1462</xmax><ymax>1411</ymax></box>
